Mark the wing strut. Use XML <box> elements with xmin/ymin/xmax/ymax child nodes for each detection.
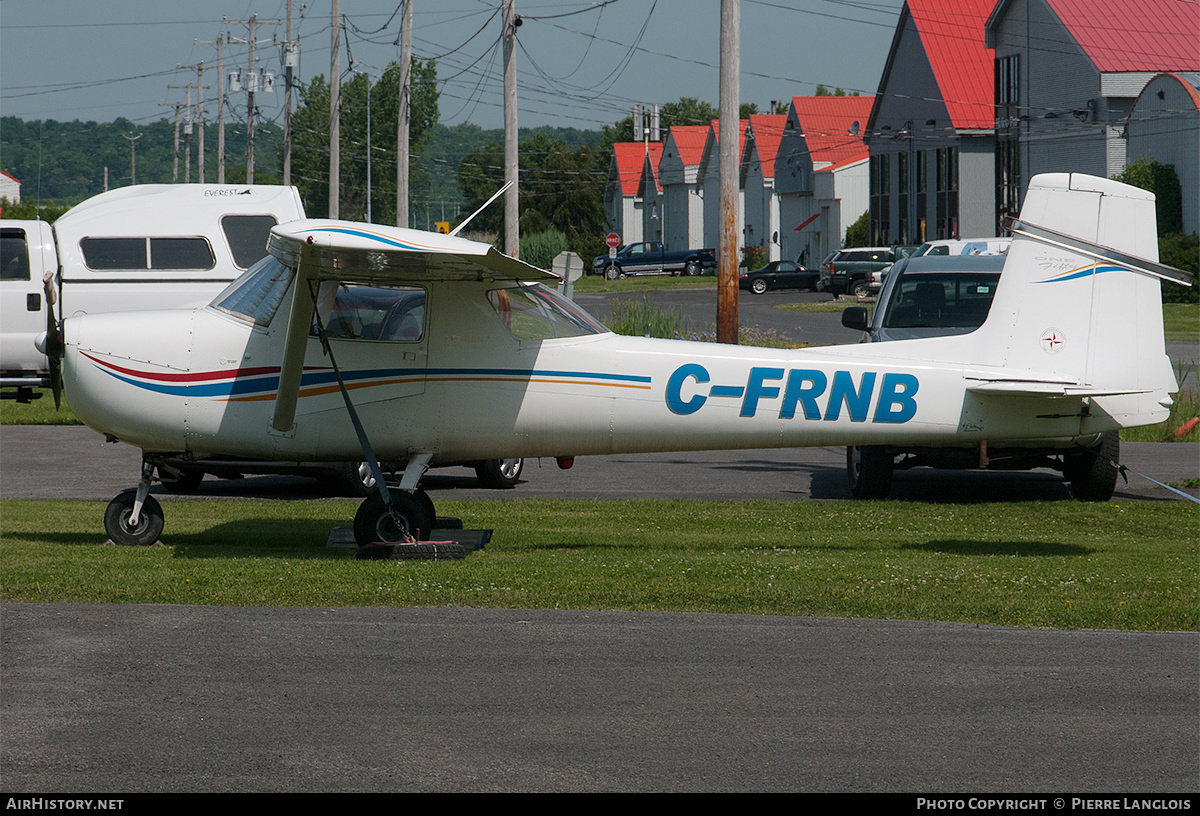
<box><xmin>307</xmin><ymin>285</ymin><xmax>396</xmax><ymax>512</ymax></box>
<box><xmin>271</xmin><ymin>242</ymin><xmax>318</xmax><ymax>434</ymax></box>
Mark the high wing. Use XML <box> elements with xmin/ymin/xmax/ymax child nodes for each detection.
<box><xmin>267</xmin><ymin>220</ymin><xmax>560</xmax><ymax>284</ymax></box>
<box><xmin>268</xmin><ymin>220</ymin><xmax>560</xmax><ymax>433</ymax></box>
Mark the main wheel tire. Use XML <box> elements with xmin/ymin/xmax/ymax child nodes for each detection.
<box><xmin>847</xmin><ymin>445</ymin><xmax>893</xmax><ymax>499</ymax></box>
<box><xmin>605</xmin><ymin>265</ymin><xmax>621</xmax><ymax>281</ymax></box>
<box><xmin>104</xmin><ymin>489</ymin><xmax>165</xmax><ymax>546</ymax></box>
<box><xmin>852</xmin><ymin>278</ymin><xmax>871</xmax><ymax>298</ymax></box>
<box><xmin>333</xmin><ymin>462</ymin><xmax>378</xmax><ymax>498</ymax></box>
<box><xmin>1064</xmin><ymin>431</ymin><xmax>1120</xmax><ymax>502</ymax></box>
<box><xmin>475</xmin><ymin>458</ymin><xmax>523</xmax><ymax>489</ymax></box>
<box><xmin>750</xmin><ymin>278</ymin><xmax>768</xmax><ymax>294</ymax></box>
<box><xmin>685</xmin><ymin>261</ymin><xmax>700</xmax><ymax>277</ymax></box>
<box><xmin>353</xmin><ymin>491</ymin><xmax>433</xmax><ymax>546</ymax></box>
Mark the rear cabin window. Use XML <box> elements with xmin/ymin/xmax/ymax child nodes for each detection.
<box><xmin>1</xmin><ymin>228</ymin><xmax>31</xmax><ymax>281</ymax></box>
<box><xmin>80</xmin><ymin>237</ymin><xmax>215</xmax><ymax>271</ymax></box>
<box><xmin>488</xmin><ymin>283</ymin><xmax>608</xmax><ymax>340</ymax></box>
<box><xmin>221</xmin><ymin>214</ymin><xmax>279</xmax><ymax>269</ymax></box>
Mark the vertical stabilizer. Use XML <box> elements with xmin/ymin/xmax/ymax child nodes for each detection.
<box><xmin>970</xmin><ymin>173</ymin><xmax>1182</xmax><ymax>430</ymax></box>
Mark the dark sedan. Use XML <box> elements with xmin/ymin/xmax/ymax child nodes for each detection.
<box><xmin>738</xmin><ymin>260</ymin><xmax>820</xmax><ymax>294</ymax></box>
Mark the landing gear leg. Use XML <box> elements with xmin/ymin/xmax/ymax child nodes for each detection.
<box><xmin>104</xmin><ymin>459</ymin><xmax>165</xmax><ymax>546</ymax></box>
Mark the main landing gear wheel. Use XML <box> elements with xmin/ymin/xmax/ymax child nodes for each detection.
<box><xmin>475</xmin><ymin>458</ymin><xmax>523</xmax><ymax>489</ymax></box>
<box><xmin>847</xmin><ymin>445</ymin><xmax>893</xmax><ymax>499</ymax></box>
<box><xmin>1064</xmin><ymin>431</ymin><xmax>1120</xmax><ymax>502</ymax></box>
<box><xmin>353</xmin><ymin>490</ymin><xmax>434</xmax><ymax>547</ymax></box>
<box><xmin>104</xmin><ymin>489</ymin><xmax>165</xmax><ymax>546</ymax></box>
<box><xmin>331</xmin><ymin>462</ymin><xmax>378</xmax><ymax>498</ymax></box>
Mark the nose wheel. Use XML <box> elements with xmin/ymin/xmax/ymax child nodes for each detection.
<box><xmin>104</xmin><ymin>489</ymin><xmax>165</xmax><ymax>546</ymax></box>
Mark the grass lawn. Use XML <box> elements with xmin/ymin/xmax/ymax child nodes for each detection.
<box><xmin>2</xmin><ymin>497</ymin><xmax>1195</xmax><ymax>632</ymax></box>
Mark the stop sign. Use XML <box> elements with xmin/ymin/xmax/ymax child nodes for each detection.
<box><xmin>605</xmin><ymin>232</ymin><xmax>620</xmax><ymax>248</ymax></box>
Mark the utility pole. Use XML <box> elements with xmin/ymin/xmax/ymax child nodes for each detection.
<box><xmin>196</xmin><ymin>34</ymin><xmax>227</xmax><ymax>183</ymax></box>
<box><xmin>357</xmin><ymin>71</ymin><xmax>373</xmax><ymax>223</ymax></box>
<box><xmin>228</xmin><ymin>14</ymin><xmax>280</xmax><ymax>184</ymax></box>
<box><xmin>717</xmin><ymin>0</ymin><xmax>740</xmax><ymax>345</ymax></box>
<box><xmin>282</xmin><ymin>0</ymin><xmax>297</xmax><ymax>186</ymax></box>
<box><xmin>330</xmin><ymin>0</ymin><xmax>341</xmax><ymax>218</ymax></box>
<box><xmin>175</xmin><ymin>66</ymin><xmax>210</xmax><ymax>183</ymax></box>
<box><xmin>184</xmin><ymin>85</ymin><xmax>193</xmax><ymax>183</ymax></box>
<box><xmin>502</xmin><ymin>0</ymin><xmax>519</xmax><ymax>257</ymax></box>
<box><xmin>169</xmin><ymin>83</ymin><xmax>198</xmax><ymax>182</ymax></box>
<box><xmin>396</xmin><ymin>0</ymin><xmax>412</xmax><ymax>228</ymax></box>
<box><xmin>160</xmin><ymin>101</ymin><xmax>183</xmax><ymax>182</ymax></box>
<box><xmin>194</xmin><ymin>65</ymin><xmax>208</xmax><ymax>182</ymax></box>
<box><xmin>123</xmin><ymin>131</ymin><xmax>141</xmax><ymax>186</ymax></box>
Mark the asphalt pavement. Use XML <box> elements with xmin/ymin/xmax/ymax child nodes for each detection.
<box><xmin>2</xmin><ymin>604</ymin><xmax>1196</xmax><ymax>793</ymax></box>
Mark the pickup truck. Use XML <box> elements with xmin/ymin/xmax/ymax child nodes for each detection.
<box><xmin>819</xmin><ymin>246</ymin><xmax>896</xmax><ymax>297</ymax></box>
<box><xmin>591</xmin><ymin>241</ymin><xmax>716</xmax><ymax>280</ymax></box>
<box><xmin>2</xmin><ymin>184</ymin><xmax>307</xmax><ymax>401</ymax></box>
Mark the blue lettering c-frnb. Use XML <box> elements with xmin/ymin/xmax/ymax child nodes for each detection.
<box><xmin>873</xmin><ymin>372</ymin><xmax>919</xmax><ymax>423</ymax></box>
<box><xmin>666</xmin><ymin>363</ymin><xmax>710</xmax><ymax>415</ymax></box>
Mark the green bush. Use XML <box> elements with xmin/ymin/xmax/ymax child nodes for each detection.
<box><xmin>844</xmin><ymin>209</ymin><xmax>869</xmax><ymax>248</ymax></box>
<box><xmin>1159</xmin><ymin>233</ymin><xmax>1199</xmax><ymax>304</ymax></box>
<box><xmin>740</xmin><ymin>244</ymin><xmax>767</xmax><ymax>270</ymax></box>
<box><xmin>604</xmin><ymin>295</ymin><xmax>694</xmax><ymax>339</ymax></box>
<box><xmin>518</xmin><ymin>229</ymin><xmax>569</xmax><ymax>271</ymax></box>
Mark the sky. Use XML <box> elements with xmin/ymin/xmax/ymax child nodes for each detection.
<box><xmin>0</xmin><ymin>0</ymin><xmax>907</xmax><ymax>134</ymax></box>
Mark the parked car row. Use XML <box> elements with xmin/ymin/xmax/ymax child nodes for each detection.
<box><xmin>738</xmin><ymin>260</ymin><xmax>820</xmax><ymax>294</ymax></box>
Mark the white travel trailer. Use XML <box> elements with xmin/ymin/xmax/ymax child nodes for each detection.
<box><xmin>2</xmin><ymin>184</ymin><xmax>306</xmax><ymax>398</ymax></box>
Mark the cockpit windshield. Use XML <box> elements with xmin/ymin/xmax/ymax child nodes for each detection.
<box><xmin>211</xmin><ymin>255</ymin><xmax>293</xmax><ymax>326</ymax></box>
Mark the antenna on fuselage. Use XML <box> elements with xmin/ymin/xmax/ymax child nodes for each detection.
<box><xmin>448</xmin><ymin>180</ymin><xmax>514</xmax><ymax>238</ymax></box>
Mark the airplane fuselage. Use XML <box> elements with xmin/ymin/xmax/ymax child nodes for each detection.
<box><xmin>62</xmin><ymin>275</ymin><xmax>1116</xmax><ymax>467</ymax></box>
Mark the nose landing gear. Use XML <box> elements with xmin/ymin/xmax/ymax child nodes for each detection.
<box><xmin>104</xmin><ymin>461</ymin><xmax>165</xmax><ymax>546</ymax></box>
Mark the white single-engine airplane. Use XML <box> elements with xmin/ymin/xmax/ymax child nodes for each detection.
<box><xmin>45</xmin><ymin>173</ymin><xmax>1191</xmax><ymax>547</ymax></box>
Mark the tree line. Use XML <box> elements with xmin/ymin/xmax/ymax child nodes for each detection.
<box><xmin>2</xmin><ymin>59</ymin><xmax>787</xmax><ymax>266</ymax></box>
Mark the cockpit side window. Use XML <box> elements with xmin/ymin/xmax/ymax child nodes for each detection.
<box><xmin>487</xmin><ymin>283</ymin><xmax>608</xmax><ymax>340</ymax></box>
<box><xmin>313</xmin><ymin>282</ymin><xmax>426</xmax><ymax>342</ymax></box>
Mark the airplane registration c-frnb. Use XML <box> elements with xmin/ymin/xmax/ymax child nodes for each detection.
<box><xmin>47</xmin><ymin>173</ymin><xmax>1191</xmax><ymax>548</ymax></box>
<box><xmin>665</xmin><ymin>364</ymin><xmax>920</xmax><ymax>423</ymax></box>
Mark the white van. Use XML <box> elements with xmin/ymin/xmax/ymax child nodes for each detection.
<box><xmin>2</xmin><ymin>184</ymin><xmax>306</xmax><ymax>395</ymax></box>
<box><xmin>910</xmin><ymin>237</ymin><xmax>1010</xmax><ymax>257</ymax></box>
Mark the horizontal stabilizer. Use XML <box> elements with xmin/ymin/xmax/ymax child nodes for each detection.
<box><xmin>1006</xmin><ymin>217</ymin><xmax>1193</xmax><ymax>287</ymax></box>
<box><xmin>267</xmin><ymin>220</ymin><xmax>560</xmax><ymax>283</ymax></box>
<box><xmin>966</xmin><ymin>379</ymin><xmax>1155</xmax><ymax>398</ymax></box>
